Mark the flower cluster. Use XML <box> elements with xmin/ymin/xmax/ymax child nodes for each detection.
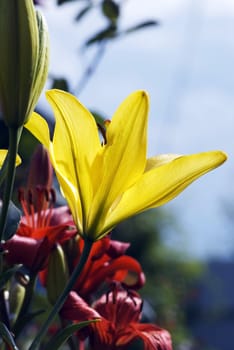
<box><xmin>0</xmin><ymin>1</ymin><xmax>227</xmax><ymax>350</ymax></box>
<box><xmin>1</xmin><ymin>144</ymin><xmax>171</xmax><ymax>349</ymax></box>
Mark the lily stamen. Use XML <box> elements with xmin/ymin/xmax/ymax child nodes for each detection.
<box><xmin>18</xmin><ymin>187</ymin><xmax>57</xmax><ymax>230</ymax></box>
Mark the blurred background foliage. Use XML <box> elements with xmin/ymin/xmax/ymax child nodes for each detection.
<box><xmin>0</xmin><ymin>0</ymin><xmax>204</xmax><ymax>349</ymax></box>
<box><xmin>114</xmin><ymin>211</ymin><xmax>202</xmax><ymax>349</ymax></box>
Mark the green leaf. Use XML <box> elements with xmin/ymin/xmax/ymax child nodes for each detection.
<box><xmin>0</xmin><ymin>265</ymin><xmax>21</xmax><ymax>290</ymax></box>
<box><xmin>85</xmin><ymin>24</ymin><xmax>117</xmax><ymax>46</ymax></box>
<box><xmin>57</xmin><ymin>0</ymin><xmax>79</xmax><ymax>5</ymax></box>
<box><xmin>43</xmin><ymin>320</ymin><xmax>99</xmax><ymax>350</ymax></box>
<box><xmin>91</xmin><ymin>110</ymin><xmax>107</xmax><ymax>127</ymax></box>
<box><xmin>124</xmin><ymin>20</ymin><xmax>159</xmax><ymax>34</ymax></box>
<box><xmin>51</xmin><ymin>78</ymin><xmax>70</xmax><ymax>92</ymax></box>
<box><xmin>1</xmin><ymin>201</ymin><xmax>21</xmax><ymax>241</ymax></box>
<box><xmin>0</xmin><ymin>322</ymin><xmax>19</xmax><ymax>350</ymax></box>
<box><xmin>102</xmin><ymin>0</ymin><xmax>119</xmax><ymax>24</ymax></box>
<box><xmin>75</xmin><ymin>4</ymin><xmax>93</xmax><ymax>22</ymax></box>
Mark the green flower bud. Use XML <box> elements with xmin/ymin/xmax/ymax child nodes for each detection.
<box><xmin>0</xmin><ymin>0</ymin><xmax>49</xmax><ymax>128</ymax></box>
<box><xmin>46</xmin><ymin>244</ymin><xmax>69</xmax><ymax>305</ymax></box>
<box><xmin>9</xmin><ymin>282</ymin><xmax>25</xmax><ymax>323</ymax></box>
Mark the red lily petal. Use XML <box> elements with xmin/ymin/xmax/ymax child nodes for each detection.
<box><xmin>27</xmin><ymin>145</ymin><xmax>53</xmax><ymax>192</ymax></box>
<box><xmin>94</xmin><ymin>290</ymin><xmax>142</xmax><ymax>325</ymax></box>
<box><xmin>2</xmin><ymin>235</ymin><xmax>43</xmax><ymax>269</ymax></box>
<box><xmin>107</xmin><ymin>239</ymin><xmax>130</xmax><ymax>258</ymax></box>
<box><xmin>88</xmin><ymin>288</ymin><xmax>172</xmax><ymax>350</ymax></box>
<box><xmin>48</xmin><ymin>205</ymin><xmax>75</xmax><ymax>226</ymax></box>
<box><xmin>117</xmin><ymin>323</ymin><xmax>172</xmax><ymax>350</ymax></box>
<box><xmin>80</xmin><ymin>255</ymin><xmax>145</xmax><ymax>296</ymax></box>
<box><xmin>73</xmin><ymin>237</ymin><xmax>145</xmax><ymax>299</ymax></box>
<box><xmin>60</xmin><ymin>291</ymin><xmax>100</xmax><ymax>321</ymax></box>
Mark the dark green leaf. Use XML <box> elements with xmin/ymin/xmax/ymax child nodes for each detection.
<box><xmin>85</xmin><ymin>24</ymin><xmax>117</xmax><ymax>46</ymax></box>
<box><xmin>91</xmin><ymin>110</ymin><xmax>107</xmax><ymax>127</ymax></box>
<box><xmin>43</xmin><ymin>320</ymin><xmax>99</xmax><ymax>350</ymax></box>
<box><xmin>0</xmin><ymin>265</ymin><xmax>21</xmax><ymax>290</ymax></box>
<box><xmin>102</xmin><ymin>0</ymin><xmax>119</xmax><ymax>23</ymax></box>
<box><xmin>0</xmin><ymin>322</ymin><xmax>19</xmax><ymax>350</ymax></box>
<box><xmin>57</xmin><ymin>0</ymin><xmax>80</xmax><ymax>5</ymax></box>
<box><xmin>75</xmin><ymin>4</ymin><xmax>93</xmax><ymax>22</ymax></box>
<box><xmin>2</xmin><ymin>201</ymin><xmax>21</xmax><ymax>241</ymax></box>
<box><xmin>123</xmin><ymin>20</ymin><xmax>159</xmax><ymax>35</ymax></box>
<box><xmin>51</xmin><ymin>78</ymin><xmax>70</xmax><ymax>93</ymax></box>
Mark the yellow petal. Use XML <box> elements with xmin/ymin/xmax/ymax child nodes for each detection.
<box><xmin>88</xmin><ymin>91</ymin><xmax>149</xmax><ymax>232</ymax></box>
<box><xmin>54</xmin><ymin>170</ymin><xmax>83</xmax><ymax>233</ymax></box>
<box><xmin>0</xmin><ymin>150</ymin><xmax>21</xmax><ymax>168</ymax></box>
<box><xmin>104</xmin><ymin>151</ymin><xmax>227</xmax><ymax>231</ymax></box>
<box><xmin>25</xmin><ymin>112</ymin><xmax>51</xmax><ymax>148</ymax></box>
<box><xmin>46</xmin><ymin>89</ymin><xmax>102</xmax><ymax>230</ymax></box>
<box><xmin>145</xmin><ymin>154</ymin><xmax>182</xmax><ymax>171</ymax></box>
<box><xmin>25</xmin><ymin>110</ymin><xmax>83</xmax><ymax>231</ymax></box>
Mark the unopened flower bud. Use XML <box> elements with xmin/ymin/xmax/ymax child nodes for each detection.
<box><xmin>0</xmin><ymin>0</ymin><xmax>49</xmax><ymax>128</ymax></box>
<box><xmin>9</xmin><ymin>281</ymin><xmax>25</xmax><ymax>323</ymax></box>
<box><xmin>27</xmin><ymin>145</ymin><xmax>53</xmax><ymax>190</ymax></box>
<box><xmin>46</xmin><ymin>244</ymin><xmax>69</xmax><ymax>305</ymax></box>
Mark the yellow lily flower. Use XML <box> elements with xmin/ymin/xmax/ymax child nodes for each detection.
<box><xmin>25</xmin><ymin>89</ymin><xmax>227</xmax><ymax>241</ymax></box>
<box><xmin>0</xmin><ymin>150</ymin><xmax>21</xmax><ymax>168</ymax></box>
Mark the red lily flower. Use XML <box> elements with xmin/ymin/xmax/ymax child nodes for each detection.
<box><xmin>72</xmin><ymin>235</ymin><xmax>145</xmax><ymax>300</ymax></box>
<box><xmin>2</xmin><ymin>145</ymin><xmax>76</xmax><ymax>272</ymax></box>
<box><xmin>40</xmin><ymin>234</ymin><xmax>145</xmax><ymax>300</ymax></box>
<box><xmin>2</xmin><ymin>188</ymin><xmax>76</xmax><ymax>272</ymax></box>
<box><xmin>61</xmin><ymin>286</ymin><xmax>172</xmax><ymax>350</ymax></box>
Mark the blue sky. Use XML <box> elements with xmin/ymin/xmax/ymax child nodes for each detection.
<box><xmin>40</xmin><ymin>0</ymin><xmax>234</xmax><ymax>259</ymax></box>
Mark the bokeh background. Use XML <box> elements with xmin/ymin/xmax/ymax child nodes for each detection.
<box><xmin>20</xmin><ymin>0</ymin><xmax>234</xmax><ymax>349</ymax></box>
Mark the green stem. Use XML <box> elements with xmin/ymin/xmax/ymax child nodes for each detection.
<box><xmin>13</xmin><ymin>273</ymin><xmax>37</xmax><ymax>337</ymax></box>
<box><xmin>28</xmin><ymin>238</ymin><xmax>93</xmax><ymax>350</ymax></box>
<box><xmin>0</xmin><ymin>289</ymin><xmax>10</xmax><ymax>329</ymax></box>
<box><xmin>0</xmin><ymin>127</ymin><xmax>22</xmax><ymax>242</ymax></box>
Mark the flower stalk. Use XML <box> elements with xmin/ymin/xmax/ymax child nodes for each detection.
<box><xmin>0</xmin><ymin>127</ymin><xmax>22</xmax><ymax>242</ymax></box>
<box><xmin>28</xmin><ymin>238</ymin><xmax>93</xmax><ymax>350</ymax></box>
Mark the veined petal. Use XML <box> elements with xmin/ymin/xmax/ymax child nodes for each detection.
<box><xmin>105</xmin><ymin>151</ymin><xmax>227</xmax><ymax>230</ymax></box>
<box><xmin>46</xmin><ymin>90</ymin><xmax>102</xmax><ymax>231</ymax></box>
<box><xmin>54</xmin><ymin>170</ymin><xmax>82</xmax><ymax>232</ymax></box>
<box><xmin>46</xmin><ymin>90</ymin><xmax>101</xmax><ymax>165</ymax></box>
<box><xmin>25</xmin><ymin>112</ymin><xmax>50</xmax><ymax>148</ymax></box>
<box><xmin>25</xmin><ymin>112</ymin><xmax>82</xmax><ymax>231</ymax></box>
<box><xmin>0</xmin><ymin>150</ymin><xmax>21</xmax><ymax>167</ymax></box>
<box><xmin>145</xmin><ymin>154</ymin><xmax>181</xmax><ymax>171</ymax></box>
<box><xmin>88</xmin><ymin>91</ymin><xmax>149</xmax><ymax>233</ymax></box>
<box><xmin>122</xmin><ymin>324</ymin><xmax>172</xmax><ymax>350</ymax></box>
